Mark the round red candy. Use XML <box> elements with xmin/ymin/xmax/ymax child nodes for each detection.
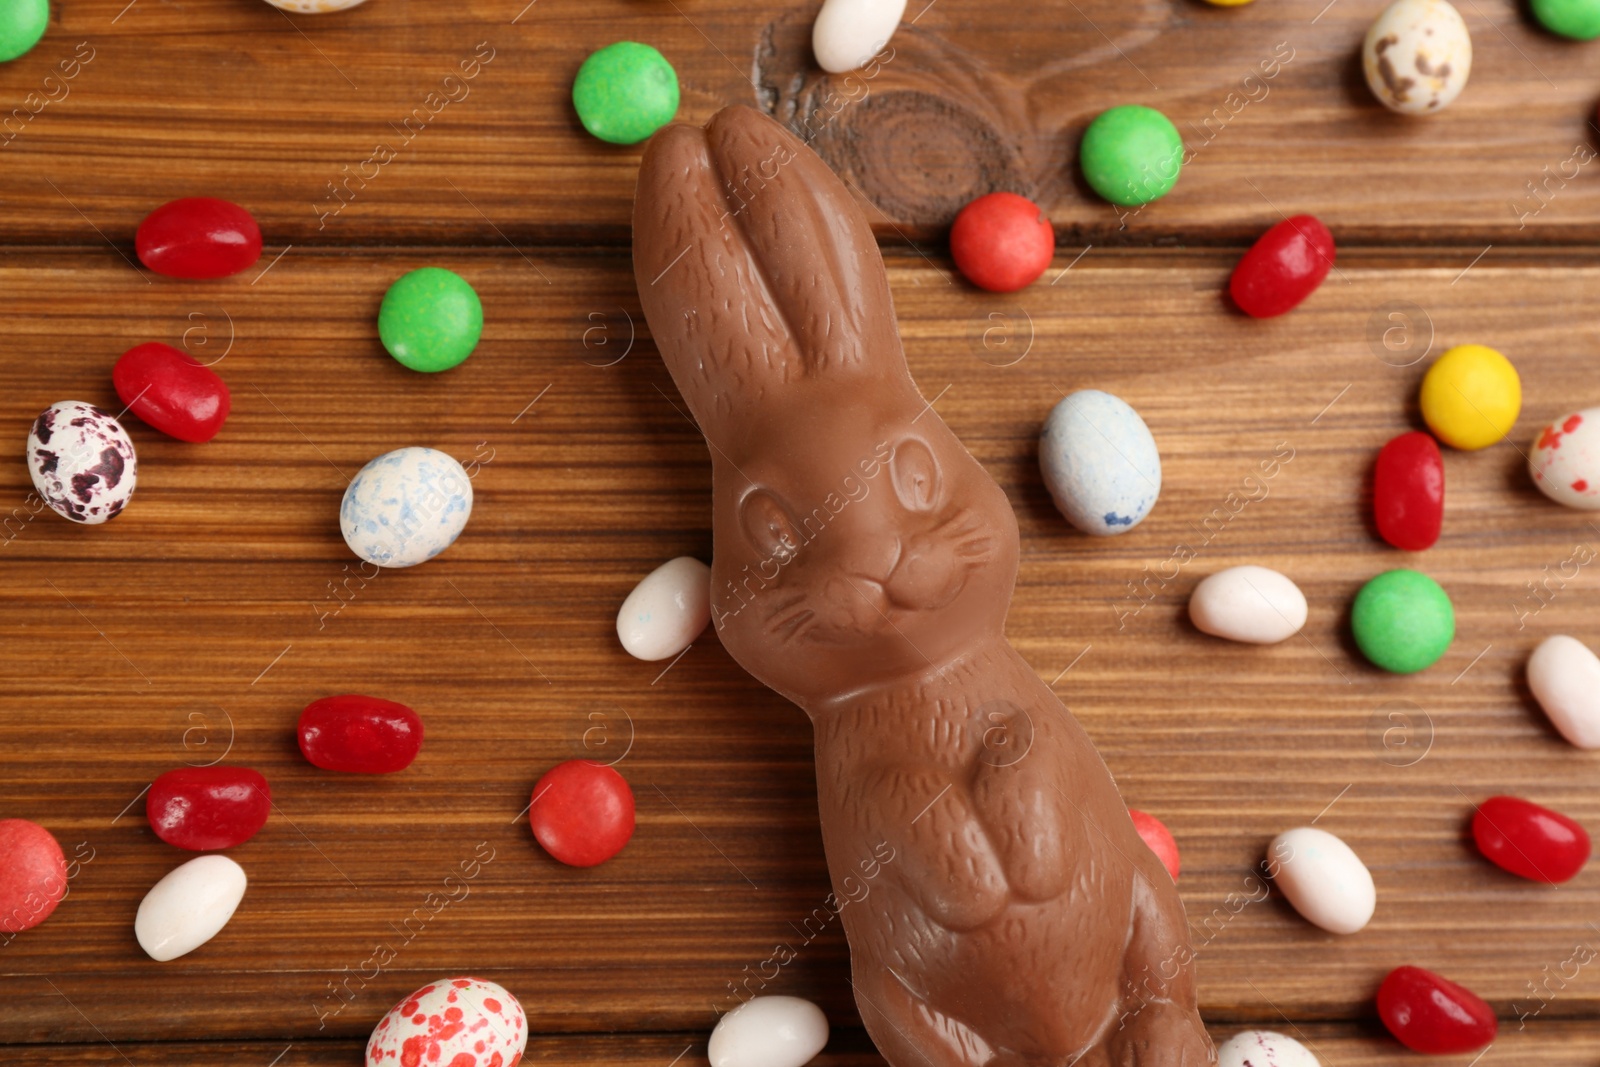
<box><xmin>1472</xmin><ymin>795</ymin><xmax>1590</xmax><ymax>884</ymax></box>
<box><xmin>0</xmin><ymin>819</ymin><xmax>67</xmax><ymax>934</ymax></box>
<box><xmin>950</xmin><ymin>191</ymin><xmax>1054</xmax><ymax>293</ymax></box>
<box><xmin>1377</xmin><ymin>965</ymin><xmax>1497</xmax><ymax>1054</ymax></box>
<box><xmin>529</xmin><ymin>759</ymin><xmax>635</xmax><ymax>868</ymax></box>
<box><xmin>112</xmin><ymin>342</ymin><xmax>232</xmax><ymax>443</ymax></box>
<box><xmin>1129</xmin><ymin>809</ymin><xmax>1180</xmax><ymax>881</ymax></box>
<box><xmin>136</xmin><ymin>197</ymin><xmax>262</xmax><ymax>280</ymax></box>
<box><xmin>1229</xmin><ymin>214</ymin><xmax>1335</xmax><ymax>319</ymax></box>
<box><xmin>298</xmin><ymin>695</ymin><xmax>423</xmax><ymax>774</ymax></box>
<box><xmin>1373</xmin><ymin>431</ymin><xmax>1444</xmax><ymax>551</ymax></box>
<box><xmin>146</xmin><ymin>766</ymin><xmax>271</xmax><ymax>850</ymax></box>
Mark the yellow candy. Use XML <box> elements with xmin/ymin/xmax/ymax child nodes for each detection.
<box><xmin>1419</xmin><ymin>344</ymin><xmax>1521</xmax><ymax>450</ymax></box>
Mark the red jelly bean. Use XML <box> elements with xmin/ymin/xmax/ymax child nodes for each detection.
<box><xmin>1229</xmin><ymin>214</ymin><xmax>1335</xmax><ymax>318</ymax></box>
<box><xmin>1373</xmin><ymin>431</ymin><xmax>1444</xmax><ymax>551</ymax></box>
<box><xmin>0</xmin><ymin>819</ymin><xmax>67</xmax><ymax>934</ymax></box>
<box><xmin>112</xmin><ymin>342</ymin><xmax>232</xmax><ymax>443</ymax></box>
<box><xmin>1377</xmin><ymin>965</ymin><xmax>1497</xmax><ymax>1054</ymax></box>
<box><xmin>146</xmin><ymin>766</ymin><xmax>271</xmax><ymax>850</ymax></box>
<box><xmin>1472</xmin><ymin>795</ymin><xmax>1590</xmax><ymax>883</ymax></box>
<box><xmin>529</xmin><ymin>759</ymin><xmax>635</xmax><ymax>867</ymax></box>
<box><xmin>135</xmin><ymin>197</ymin><xmax>263</xmax><ymax>280</ymax></box>
<box><xmin>1129</xmin><ymin>809</ymin><xmax>1180</xmax><ymax>881</ymax></box>
<box><xmin>950</xmin><ymin>191</ymin><xmax>1054</xmax><ymax>293</ymax></box>
<box><xmin>298</xmin><ymin>695</ymin><xmax>424</xmax><ymax>774</ymax></box>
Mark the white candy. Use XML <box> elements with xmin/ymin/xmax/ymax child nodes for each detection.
<box><xmin>1266</xmin><ymin>827</ymin><xmax>1375</xmax><ymax>935</ymax></box>
<box><xmin>1217</xmin><ymin>1030</ymin><xmax>1320</xmax><ymax>1067</ymax></box>
<box><xmin>1362</xmin><ymin>0</ymin><xmax>1472</xmax><ymax>115</ymax></box>
<box><xmin>367</xmin><ymin>978</ymin><xmax>527</xmax><ymax>1067</ymax></box>
<box><xmin>1038</xmin><ymin>389</ymin><xmax>1161</xmax><ymax>536</ymax></box>
<box><xmin>812</xmin><ymin>0</ymin><xmax>906</xmax><ymax>74</ymax></box>
<box><xmin>1528</xmin><ymin>407</ymin><xmax>1600</xmax><ymax>510</ymax></box>
<box><xmin>1528</xmin><ymin>635</ymin><xmax>1600</xmax><ymax>749</ymax></box>
<box><xmin>135</xmin><ymin>855</ymin><xmax>247</xmax><ymax>961</ymax></box>
<box><xmin>1189</xmin><ymin>566</ymin><xmax>1307</xmax><ymax>645</ymax></box>
<box><xmin>340</xmin><ymin>446</ymin><xmax>473</xmax><ymax>569</ymax></box>
<box><xmin>617</xmin><ymin>556</ymin><xmax>712</xmax><ymax>661</ymax></box>
<box><xmin>709</xmin><ymin>996</ymin><xmax>829</xmax><ymax>1067</ymax></box>
<box><xmin>26</xmin><ymin>401</ymin><xmax>138</xmax><ymax>525</ymax></box>
<box><xmin>263</xmin><ymin>0</ymin><xmax>369</xmax><ymax>11</ymax></box>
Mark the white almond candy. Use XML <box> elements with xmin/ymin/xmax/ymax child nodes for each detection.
<box><xmin>709</xmin><ymin>995</ymin><xmax>829</xmax><ymax>1067</ymax></box>
<box><xmin>1267</xmin><ymin>827</ymin><xmax>1375</xmax><ymax>935</ymax></box>
<box><xmin>617</xmin><ymin>556</ymin><xmax>712</xmax><ymax>661</ymax></box>
<box><xmin>135</xmin><ymin>855</ymin><xmax>247</xmax><ymax>961</ymax></box>
<box><xmin>1217</xmin><ymin>1030</ymin><xmax>1320</xmax><ymax>1067</ymax></box>
<box><xmin>1528</xmin><ymin>635</ymin><xmax>1600</xmax><ymax>749</ymax></box>
<box><xmin>812</xmin><ymin>0</ymin><xmax>907</xmax><ymax>74</ymax></box>
<box><xmin>1189</xmin><ymin>566</ymin><xmax>1307</xmax><ymax>644</ymax></box>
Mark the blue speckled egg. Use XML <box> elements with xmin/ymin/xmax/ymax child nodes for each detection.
<box><xmin>340</xmin><ymin>447</ymin><xmax>472</xmax><ymax>568</ymax></box>
<box><xmin>1039</xmin><ymin>389</ymin><xmax>1160</xmax><ymax>536</ymax></box>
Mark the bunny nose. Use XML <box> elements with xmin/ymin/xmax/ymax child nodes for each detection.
<box><xmin>884</xmin><ymin>534</ymin><xmax>964</xmax><ymax>611</ymax></box>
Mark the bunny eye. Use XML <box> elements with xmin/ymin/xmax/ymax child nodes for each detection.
<box><xmin>890</xmin><ymin>438</ymin><xmax>941</xmax><ymax>512</ymax></box>
<box><xmin>740</xmin><ymin>489</ymin><xmax>802</xmax><ymax>561</ymax></box>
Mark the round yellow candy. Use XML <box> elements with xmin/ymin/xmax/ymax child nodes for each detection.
<box><xmin>1419</xmin><ymin>344</ymin><xmax>1521</xmax><ymax>450</ymax></box>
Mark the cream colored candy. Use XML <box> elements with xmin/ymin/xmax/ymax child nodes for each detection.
<box><xmin>1267</xmin><ymin>827</ymin><xmax>1375</xmax><ymax>935</ymax></box>
<box><xmin>709</xmin><ymin>996</ymin><xmax>830</xmax><ymax>1067</ymax></box>
<box><xmin>1529</xmin><ymin>407</ymin><xmax>1600</xmax><ymax>509</ymax></box>
<box><xmin>617</xmin><ymin>556</ymin><xmax>712</xmax><ymax>661</ymax></box>
<box><xmin>1363</xmin><ymin>0</ymin><xmax>1472</xmax><ymax>115</ymax></box>
<box><xmin>1528</xmin><ymin>635</ymin><xmax>1600</xmax><ymax>749</ymax></box>
<box><xmin>135</xmin><ymin>855</ymin><xmax>247</xmax><ymax>961</ymax></box>
<box><xmin>263</xmin><ymin>0</ymin><xmax>369</xmax><ymax>10</ymax></box>
<box><xmin>812</xmin><ymin>0</ymin><xmax>906</xmax><ymax>74</ymax></box>
<box><xmin>1217</xmin><ymin>1030</ymin><xmax>1320</xmax><ymax>1067</ymax></box>
<box><xmin>1189</xmin><ymin>566</ymin><xmax>1307</xmax><ymax>644</ymax></box>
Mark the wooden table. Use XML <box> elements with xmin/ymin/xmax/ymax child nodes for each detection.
<box><xmin>4</xmin><ymin>1</ymin><xmax>1600</xmax><ymax>1063</ymax></box>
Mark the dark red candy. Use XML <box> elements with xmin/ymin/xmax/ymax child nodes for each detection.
<box><xmin>1373</xmin><ymin>431</ymin><xmax>1444</xmax><ymax>551</ymax></box>
<box><xmin>1129</xmin><ymin>809</ymin><xmax>1180</xmax><ymax>881</ymax></box>
<box><xmin>1229</xmin><ymin>214</ymin><xmax>1335</xmax><ymax>318</ymax></box>
<box><xmin>1472</xmin><ymin>794</ymin><xmax>1590</xmax><ymax>883</ymax></box>
<box><xmin>135</xmin><ymin>197</ymin><xmax>262</xmax><ymax>280</ymax></box>
<box><xmin>146</xmin><ymin>766</ymin><xmax>271</xmax><ymax>851</ymax></box>
<box><xmin>112</xmin><ymin>342</ymin><xmax>231</xmax><ymax>443</ymax></box>
<box><xmin>1377</xmin><ymin>965</ymin><xmax>1497</xmax><ymax>1054</ymax></box>
<box><xmin>529</xmin><ymin>759</ymin><xmax>635</xmax><ymax>867</ymax></box>
<box><xmin>298</xmin><ymin>695</ymin><xmax>423</xmax><ymax>774</ymax></box>
<box><xmin>0</xmin><ymin>819</ymin><xmax>67</xmax><ymax>934</ymax></box>
<box><xmin>950</xmin><ymin>191</ymin><xmax>1055</xmax><ymax>293</ymax></box>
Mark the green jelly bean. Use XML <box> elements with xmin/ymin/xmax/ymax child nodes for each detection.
<box><xmin>1351</xmin><ymin>569</ymin><xmax>1455</xmax><ymax>674</ymax></box>
<box><xmin>1532</xmin><ymin>0</ymin><xmax>1600</xmax><ymax>39</ymax></box>
<box><xmin>572</xmin><ymin>41</ymin><xmax>679</xmax><ymax>145</ymax></box>
<box><xmin>379</xmin><ymin>267</ymin><xmax>483</xmax><ymax>374</ymax></box>
<box><xmin>1080</xmin><ymin>105</ymin><xmax>1184</xmax><ymax>207</ymax></box>
<box><xmin>0</xmin><ymin>0</ymin><xmax>48</xmax><ymax>64</ymax></box>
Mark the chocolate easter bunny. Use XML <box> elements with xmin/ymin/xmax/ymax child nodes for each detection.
<box><xmin>634</xmin><ymin>106</ymin><xmax>1213</xmax><ymax>1067</ymax></box>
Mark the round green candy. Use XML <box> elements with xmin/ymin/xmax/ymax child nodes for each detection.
<box><xmin>1079</xmin><ymin>105</ymin><xmax>1184</xmax><ymax>207</ymax></box>
<box><xmin>0</xmin><ymin>0</ymin><xmax>48</xmax><ymax>64</ymax></box>
<box><xmin>1351</xmin><ymin>569</ymin><xmax>1455</xmax><ymax>674</ymax></box>
<box><xmin>1532</xmin><ymin>0</ymin><xmax>1600</xmax><ymax>39</ymax></box>
<box><xmin>572</xmin><ymin>41</ymin><xmax>679</xmax><ymax>145</ymax></box>
<box><xmin>378</xmin><ymin>267</ymin><xmax>483</xmax><ymax>373</ymax></box>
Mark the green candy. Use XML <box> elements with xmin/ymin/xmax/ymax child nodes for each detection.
<box><xmin>1080</xmin><ymin>105</ymin><xmax>1184</xmax><ymax>207</ymax></box>
<box><xmin>378</xmin><ymin>267</ymin><xmax>483</xmax><ymax>373</ymax></box>
<box><xmin>1351</xmin><ymin>569</ymin><xmax>1455</xmax><ymax>674</ymax></box>
<box><xmin>0</xmin><ymin>0</ymin><xmax>48</xmax><ymax>64</ymax></box>
<box><xmin>572</xmin><ymin>41</ymin><xmax>679</xmax><ymax>145</ymax></box>
<box><xmin>1532</xmin><ymin>0</ymin><xmax>1600</xmax><ymax>38</ymax></box>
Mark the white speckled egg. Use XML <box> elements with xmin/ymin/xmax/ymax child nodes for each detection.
<box><xmin>367</xmin><ymin>978</ymin><xmax>527</xmax><ymax>1067</ymax></box>
<box><xmin>1529</xmin><ymin>407</ymin><xmax>1600</xmax><ymax>509</ymax></box>
<box><xmin>263</xmin><ymin>0</ymin><xmax>369</xmax><ymax>12</ymax></box>
<box><xmin>709</xmin><ymin>996</ymin><xmax>829</xmax><ymax>1067</ymax></box>
<box><xmin>1363</xmin><ymin>0</ymin><xmax>1472</xmax><ymax>115</ymax></box>
<box><xmin>135</xmin><ymin>854</ymin><xmax>246</xmax><ymax>961</ymax></box>
<box><xmin>27</xmin><ymin>401</ymin><xmax>138</xmax><ymax>525</ymax></box>
<box><xmin>617</xmin><ymin>556</ymin><xmax>712</xmax><ymax>661</ymax></box>
<box><xmin>341</xmin><ymin>446</ymin><xmax>473</xmax><ymax>568</ymax></box>
<box><xmin>1039</xmin><ymin>389</ymin><xmax>1161</xmax><ymax>536</ymax></box>
<box><xmin>1217</xmin><ymin>1030</ymin><xmax>1320</xmax><ymax>1067</ymax></box>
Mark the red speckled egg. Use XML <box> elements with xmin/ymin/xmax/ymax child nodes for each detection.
<box><xmin>366</xmin><ymin>977</ymin><xmax>527</xmax><ymax>1067</ymax></box>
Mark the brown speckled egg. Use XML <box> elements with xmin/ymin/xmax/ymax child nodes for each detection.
<box><xmin>1363</xmin><ymin>0</ymin><xmax>1473</xmax><ymax>115</ymax></box>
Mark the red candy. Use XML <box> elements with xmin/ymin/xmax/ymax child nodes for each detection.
<box><xmin>298</xmin><ymin>695</ymin><xmax>424</xmax><ymax>774</ymax></box>
<box><xmin>529</xmin><ymin>759</ymin><xmax>635</xmax><ymax>867</ymax></box>
<box><xmin>0</xmin><ymin>819</ymin><xmax>67</xmax><ymax>934</ymax></box>
<box><xmin>950</xmin><ymin>191</ymin><xmax>1054</xmax><ymax>293</ymax></box>
<box><xmin>1377</xmin><ymin>965</ymin><xmax>1497</xmax><ymax>1054</ymax></box>
<box><xmin>1229</xmin><ymin>214</ymin><xmax>1335</xmax><ymax>318</ymax></box>
<box><xmin>1129</xmin><ymin>809</ymin><xmax>1180</xmax><ymax>881</ymax></box>
<box><xmin>146</xmin><ymin>766</ymin><xmax>271</xmax><ymax>850</ymax></box>
<box><xmin>1373</xmin><ymin>431</ymin><xmax>1444</xmax><ymax>551</ymax></box>
<box><xmin>112</xmin><ymin>342</ymin><xmax>232</xmax><ymax>443</ymax></box>
<box><xmin>135</xmin><ymin>197</ymin><xmax>263</xmax><ymax>280</ymax></box>
<box><xmin>1472</xmin><ymin>795</ymin><xmax>1590</xmax><ymax>883</ymax></box>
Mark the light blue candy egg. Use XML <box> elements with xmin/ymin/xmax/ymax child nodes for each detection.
<box><xmin>1039</xmin><ymin>389</ymin><xmax>1161</xmax><ymax>536</ymax></box>
<box><xmin>339</xmin><ymin>446</ymin><xmax>473</xmax><ymax>568</ymax></box>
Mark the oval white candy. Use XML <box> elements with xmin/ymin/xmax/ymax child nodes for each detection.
<box><xmin>1190</xmin><ymin>566</ymin><xmax>1307</xmax><ymax>644</ymax></box>
<box><xmin>617</xmin><ymin>556</ymin><xmax>711</xmax><ymax>661</ymax></box>
<box><xmin>340</xmin><ymin>446</ymin><xmax>473</xmax><ymax>569</ymax></box>
<box><xmin>812</xmin><ymin>0</ymin><xmax>907</xmax><ymax>74</ymax></box>
<box><xmin>135</xmin><ymin>854</ymin><xmax>247</xmax><ymax>961</ymax></box>
<box><xmin>263</xmin><ymin>0</ymin><xmax>368</xmax><ymax>11</ymax></box>
<box><xmin>1362</xmin><ymin>0</ymin><xmax>1472</xmax><ymax>116</ymax></box>
<box><xmin>367</xmin><ymin>977</ymin><xmax>527</xmax><ymax>1067</ymax></box>
<box><xmin>1528</xmin><ymin>634</ymin><xmax>1600</xmax><ymax>749</ymax></box>
<box><xmin>1039</xmin><ymin>389</ymin><xmax>1161</xmax><ymax>537</ymax></box>
<box><xmin>1267</xmin><ymin>827</ymin><xmax>1375</xmax><ymax>935</ymax></box>
<box><xmin>1217</xmin><ymin>1030</ymin><xmax>1320</xmax><ymax>1067</ymax></box>
<box><xmin>710</xmin><ymin>996</ymin><xmax>829</xmax><ymax>1067</ymax></box>
<box><xmin>27</xmin><ymin>401</ymin><xmax>138</xmax><ymax>525</ymax></box>
<box><xmin>1529</xmin><ymin>407</ymin><xmax>1600</xmax><ymax>510</ymax></box>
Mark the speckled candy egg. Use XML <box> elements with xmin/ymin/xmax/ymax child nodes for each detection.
<box><xmin>263</xmin><ymin>0</ymin><xmax>369</xmax><ymax>11</ymax></box>
<box><xmin>1530</xmin><ymin>407</ymin><xmax>1600</xmax><ymax>509</ymax></box>
<box><xmin>367</xmin><ymin>977</ymin><xmax>527</xmax><ymax>1067</ymax></box>
<box><xmin>340</xmin><ymin>447</ymin><xmax>473</xmax><ymax>568</ymax></box>
<box><xmin>1039</xmin><ymin>389</ymin><xmax>1161</xmax><ymax>536</ymax></box>
<box><xmin>1363</xmin><ymin>0</ymin><xmax>1472</xmax><ymax>115</ymax></box>
<box><xmin>26</xmin><ymin>401</ymin><xmax>137</xmax><ymax>524</ymax></box>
